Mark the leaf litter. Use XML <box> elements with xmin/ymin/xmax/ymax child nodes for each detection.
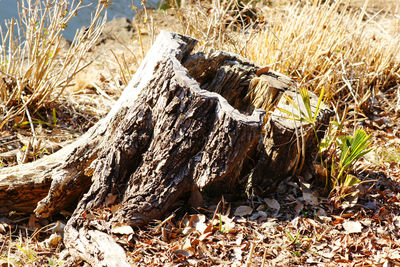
<box><xmin>3</xmin><ymin>155</ymin><xmax>399</xmax><ymax>266</ymax></box>
<box><xmin>119</xmin><ymin>151</ymin><xmax>400</xmax><ymax>266</ymax></box>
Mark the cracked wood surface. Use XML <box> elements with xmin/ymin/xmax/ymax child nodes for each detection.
<box><xmin>0</xmin><ymin>31</ymin><xmax>332</xmax><ymax>265</ymax></box>
<box><xmin>62</xmin><ymin>31</ymin><xmax>264</xmax><ymax>265</ymax></box>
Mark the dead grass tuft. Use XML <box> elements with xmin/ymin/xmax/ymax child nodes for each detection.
<box><xmin>244</xmin><ymin>0</ymin><xmax>400</xmax><ymax>114</ymax></box>
<box><xmin>169</xmin><ymin>0</ymin><xmax>400</xmax><ymax>117</ymax></box>
<box><xmin>0</xmin><ymin>0</ymin><xmax>107</xmax><ymax>128</ymax></box>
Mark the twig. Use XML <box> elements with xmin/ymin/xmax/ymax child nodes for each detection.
<box><xmin>90</xmin><ymin>81</ymin><xmax>113</xmax><ymax>102</ymax></box>
<box><xmin>245</xmin><ymin>241</ymin><xmax>255</xmax><ymax>267</ymax></box>
<box><xmin>261</xmin><ymin>246</ymin><xmax>267</xmax><ymax>267</ymax></box>
<box><xmin>136</xmin><ymin>24</ymin><xmax>145</xmax><ymax>60</ymax></box>
<box><xmin>153</xmin><ymin>213</ymin><xmax>175</xmax><ymax>233</ymax></box>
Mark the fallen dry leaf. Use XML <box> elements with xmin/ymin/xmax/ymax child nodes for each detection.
<box><xmin>111</xmin><ymin>223</ymin><xmax>134</xmax><ymax>235</ymax></box>
<box><xmin>42</xmin><ymin>233</ymin><xmax>62</xmax><ymax>248</ymax></box>
<box><xmin>393</xmin><ymin>215</ymin><xmax>400</xmax><ymax>228</ymax></box>
<box><xmin>28</xmin><ymin>214</ymin><xmax>39</xmax><ymax>229</ymax></box>
<box><xmin>234</xmin><ymin>206</ymin><xmax>253</xmax><ymax>217</ymax></box>
<box><xmin>343</xmin><ymin>221</ymin><xmax>362</xmax><ymax>234</ymax></box>
<box><xmin>0</xmin><ymin>223</ymin><xmax>6</xmax><ymax>234</ymax></box>
<box><xmin>172</xmin><ymin>238</ymin><xmax>195</xmax><ymax>257</ymax></box>
<box><xmin>198</xmin><ymin>231</ymin><xmax>212</xmax><ymax>241</ymax></box>
<box><xmin>264</xmin><ymin>198</ymin><xmax>280</xmax><ymax>213</ymax></box>
<box><xmin>303</xmin><ymin>192</ymin><xmax>319</xmax><ymax>205</ymax></box>
<box><xmin>295</xmin><ymin>201</ymin><xmax>304</xmax><ymax>216</ymax></box>
<box><xmin>219</xmin><ymin>214</ymin><xmax>236</xmax><ymax>233</ymax></box>
<box><xmin>189</xmin><ymin>188</ymin><xmax>204</xmax><ymax>208</ymax></box>
<box><xmin>185</xmin><ymin>214</ymin><xmax>208</xmax><ymax>234</ymax></box>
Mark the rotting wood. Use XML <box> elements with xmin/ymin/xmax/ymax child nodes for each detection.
<box><xmin>249</xmin><ymin>90</ymin><xmax>333</xmax><ymax>195</ymax></box>
<box><xmin>0</xmin><ymin>31</ymin><xmax>332</xmax><ymax>265</ymax></box>
<box><xmin>63</xmin><ymin>31</ymin><xmax>265</xmax><ymax>266</ymax></box>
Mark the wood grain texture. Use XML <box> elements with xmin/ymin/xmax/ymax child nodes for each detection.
<box><xmin>0</xmin><ymin>31</ymin><xmax>333</xmax><ymax>265</ymax></box>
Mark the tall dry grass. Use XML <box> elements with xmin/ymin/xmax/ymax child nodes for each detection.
<box><xmin>173</xmin><ymin>0</ymin><xmax>400</xmax><ymax>115</ymax></box>
<box><xmin>172</xmin><ymin>0</ymin><xmax>258</xmax><ymax>52</ymax></box>
<box><xmin>245</xmin><ymin>0</ymin><xmax>400</xmax><ymax>113</ymax></box>
<box><xmin>0</xmin><ymin>0</ymin><xmax>108</xmax><ymax>128</ymax></box>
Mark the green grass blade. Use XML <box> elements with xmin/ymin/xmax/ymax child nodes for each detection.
<box><xmin>313</xmin><ymin>86</ymin><xmax>325</xmax><ymax>123</ymax></box>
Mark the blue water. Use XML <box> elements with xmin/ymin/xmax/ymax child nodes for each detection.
<box><xmin>0</xmin><ymin>0</ymin><xmax>159</xmax><ymax>41</ymax></box>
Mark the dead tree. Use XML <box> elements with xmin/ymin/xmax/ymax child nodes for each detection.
<box><xmin>0</xmin><ymin>31</ymin><xmax>332</xmax><ymax>265</ymax></box>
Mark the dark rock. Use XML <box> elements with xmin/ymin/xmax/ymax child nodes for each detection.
<box><xmin>96</xmin><ymin>17</ymin><xmax>135</xmax><ymax>45</ymax></box>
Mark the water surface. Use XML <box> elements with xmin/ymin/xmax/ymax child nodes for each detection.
<box><xmin>0</xmin><ymin>0</ymin><xmax>159</xmax><ymax>41</ymax></box>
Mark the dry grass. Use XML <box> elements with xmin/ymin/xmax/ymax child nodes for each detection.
<box><xmin>0</xmin><ymin>225</ymin><xmax>62</xmax><ymax>266</ymax></box>
<box><xmin>171</xmin><ymin>0</ymin><xmax>400</xmax><ymax>116</ymax></box>
<box><xmin>245</xmin><ymin>0</ymin><xmax>400</xmax><ymax>113</ymax></box>
<box><xmin>0</xmin><ymin>0</ymin><xmax>107</xmax><ymax>129</ymax></box>
<box><xmin>169</xmin><ymin>0</ymin><xmax>258</xmax><ymax>52</ymax></box>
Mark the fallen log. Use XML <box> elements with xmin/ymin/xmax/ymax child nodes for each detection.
<box><xmin>0</xmin><ymin>31</ymin><xmax>332</xmax><ymax>265</ymax></box>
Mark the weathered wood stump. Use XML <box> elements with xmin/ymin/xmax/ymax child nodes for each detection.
<box><xmin>0</xmin><ymin>31</ymin><xmax>332</xmax><ymax>265</ymax></box>
<box><xmin>250</xmin><ymin>90</ymin><xmax>333</xmax><ymax>195</ymax></box>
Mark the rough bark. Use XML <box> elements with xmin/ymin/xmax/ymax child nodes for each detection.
<box><xmin>0</xmin><ymin>31</ymin><xmax>333</xmax><ymax>265</ymax></box>
<box><xmin>250</xmin><ymin>90</ymin><xmax>333</xmax><ymax>194</ymax></box>
<box><xmin>63</xmin><ymin>31</ymin><xmax>266</xmax><ymax>266</ymax></box>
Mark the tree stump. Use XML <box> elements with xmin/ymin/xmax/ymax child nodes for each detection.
<box><xmin>0</xmin><ymin>31</ymin><xmax>332</xmax><ymax>265</ymax></box>
<box><xmin>249</xmin><ymin>90</ymin><xmax>333</xmax><ymax>195</ymax></box>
